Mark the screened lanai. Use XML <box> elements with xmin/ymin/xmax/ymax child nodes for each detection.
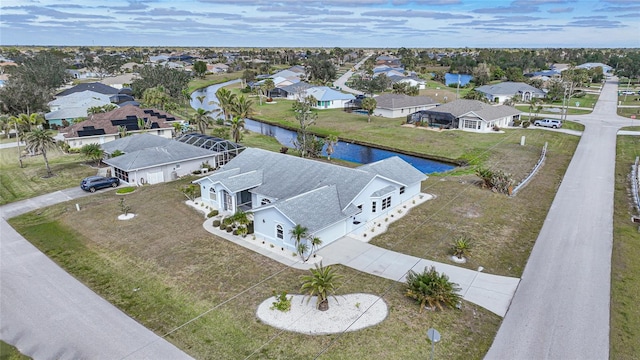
<box><xmin>175</xmin><ymin>133</ymin><xmax>245</xmax><ymax>166</ymax></box>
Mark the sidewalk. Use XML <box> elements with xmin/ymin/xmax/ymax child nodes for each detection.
<box><xmin>195</xmin><ymin>194</ymin><xmax>520</xmax><ymax>317</ymax></box>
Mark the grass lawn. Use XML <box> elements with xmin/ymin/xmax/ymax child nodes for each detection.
<box><xmin>9</xmin><ymin>179</ymin><xmax>501</xmax><ymax>359</ymax></box>
<box><xmin>0</xmin><ymin>147</ymin><xmax>96</xmax><ymax>205</ymax></box>
<box><xmin>610</xmin><ymin>135</ymin><xmax>640</xmax><ymax>359</ymax></box>
<box><xmin>617</xmin><ymin>107</ymin><xmax>640</xmax><ymax>119</ymax></box>
<box><xmin>187</xmin><ymin>72</ymin><xmax>243</xmax><ymax>93</ymax></box>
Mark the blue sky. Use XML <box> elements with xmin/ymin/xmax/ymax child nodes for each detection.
<box><xmin>1</xmin><ymin>0</ymin><xmax>638</xmax><ymax>48</ymax></box>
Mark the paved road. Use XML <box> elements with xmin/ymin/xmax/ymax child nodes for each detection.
<box><xmin>0</xmin><ymin>190</ymin><xmax>193</xmax><ymax>360</ymax></box>
<box><xmin>486</xmin><ymin>78</ymin><xmax>637</xmax><ymax>359</ymax></box>
<box><xmin>333</xmin><ymin>54</ymin><xmax>371</xmax><ymax>95</ymax></box>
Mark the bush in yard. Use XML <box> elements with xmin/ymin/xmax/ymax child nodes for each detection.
<box><xmin>212</xmin><ymin>220</ymin><xmax>221</xmax><ymax>227</ymax></box>
<box><xmin>452</xmin><ymin>236</ymin><xmax>472</xmax><ymax>259</ymax></box>
<box><xmin>226</xmin><ymin>225</ymin><xmax>233</xmax><ymax>232</ymax></box>
<box><xmin>300</xmin><ymin>262</ymin><xmax>342</xmax><ymax>311</ymax></box>
<box><xmin>232</xmin><ymin>229</ymin><xmax>238</xmax><ymax>235</ymax></box>
<box><xmin>475</xmin><ymin>167</ymin><xmax>515</xmax><ymax>195</ymax></box>
<box><xmin>270</xmin><ymin>291</ymin><xmax>292</xmax><ymax>312</ymax></box>
<box><xmin>207</xmin><ymin>210</ymin><xmax>219</xmax><ymax>218</ymax></box>
<box><xmin>405</xmin><ymin>266</ymin><xmax>461</xmax><ymax>312</ymax></box>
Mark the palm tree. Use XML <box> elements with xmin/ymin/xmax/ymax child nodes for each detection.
<box><xmin>325</xmin><ymin>134</ymin><xmax>338</xmax><ymax>160</ymax></box>
<box><xmin>227</xmin><ymin>116</ymin><xmax>245</xmax><ymax>143</ymax></box>
<box><xmin>405</xmin><ymin>266</ymin><xmax>462</xmax><ymax>312</ymax></box>
<box><xmin>23</xmin><ymin>128</ymin><xmax>57</xmax><ymax>177</ymax></box>
<box><xmin>117</xmin><ymin>125</ymin><xmax>128</xmax><ymax>138</ymax></box>
<box><xmin>210</xmin><ymin>88</ymin><xmax>236</xmax><ymax>122</ymax></box>
<box><xmin>306</xmin><ymin>236</ymin><xmax>323</xmax><ymax>261</ymax></box>
<box><xmin>290</xmin><ymin>224</ymin><xmax>309</xmax><ymax>261</ymax></box>
<box><xmin>263</xmin><ymin>78</ymin><xmax>275</xmax><ymax>99</ymax></box>
<box><xmin>300</xmin><ymin>263</ymin><xmax>342</xmax><ymax>311</ymax></box>
<box><xmin>361</xmin><ymin>97</ymin><xmax>377</xmax><ymax>123</ymax></box>
<box><xmin>80</xmin><ymin>143</ymin><xmax>104</xmax><ymax>166</ymax></box>
<box><xmin>230</xmin><ymin>94</ymin><xmax>254</xmax><ymax>120</ymax></box>
<box><xmin>451</xmin><ymin>236</ymin><xmax>472</xmax><ymax>260</ymax></box>
<box><xmin>191</xmin><ymin>108</ymin><xmax>214</xmax><ymax>134</ymax></box>
<box><xmin>528</xmin><ymin>97</ymin><xmax>541</xmax><ymax>121</ymax></box>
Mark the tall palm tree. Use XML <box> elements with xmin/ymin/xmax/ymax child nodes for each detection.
<box><xmin>361</xmin><ymin>97</ymin><xmax>377</xmax><ymax>123</ymax></box>
<box><xmin>263</xmin><ymin>78</ymin><xmax>275</xmax><ymax>99</ymax></box>
<box><xmin>230</xmin><ymin>94</ymin><xmax>254</xmax><ymax>120</ymax></box>
<box><xmin>325</xmin><ymin>134</ymin><xmax>338</xmax><ymax>160</ymax></box>
<box><xmin>528</xmin><ymin>97</ymin><xmax>540</xmax><ymax>121</ymax></box>
<box><xmin>23</xmin><ymin>128</ymin><xmax>57</xmax><ymax>177</ymax></box>
<box><xmin>300</xmin><ymin>263</ymin><xmax>342</xmax><ymax>311</ymax></box>
<box><xmin>191</xmin><ymin>108</ymin><xmax>214</xmax><ymax>134</ymax></box>
<box><xmin>227</xmin><ymin>116</ymin><xmax>245</xmax><ymax>143</ymax></box>
<box><xmin>290</xmin><ymin>224</ymin><xmax>309</xmax><ymax>261</ymax></box>
<box><xmin>306</xmin><ymin>236</ymin><xmax>323</xmax><ymax>261</ymax></box>
<box><xmin>210</xmin><ymin>88</ymin><xmax>237</xmax><ymax>122</ymax></box>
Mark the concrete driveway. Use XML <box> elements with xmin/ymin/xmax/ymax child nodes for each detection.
<box><xmin>486</xmin><ymin>77</ymin><xmax>637</xmax><ymax>359</ymax></box>
<box><xmin>0</xmin><ymin>190</ymin><xmax>192</xmax><ymax>360</ymax></box>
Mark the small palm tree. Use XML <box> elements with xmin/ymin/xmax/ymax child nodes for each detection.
<box><xmin>191</xmin><ymin>108</ymin><xmax>214</xmax><ymax>134</ymax></box>
<box><xmin>361</xmin><ymin>97</ymin><xmax>377</xmax><ymax>123</ymax></box>
<box><xmin>306</xmin><ymin>236</ymin><xmax>323</xmax><ymax>261</ymax></box>
<box><xmin>290</xmin><ymin>224</ymin><xmax>309</xmax><ymax>261</ymax></box>
<box><xmin>80</xmin><ymin>143</ymin><xmax>104</xmax><ymax>166</ymax></box>
<box><xmin>23</xmin><ymin>128</ymin><xmax>57</xmax><ymax>177</ymax></box>
<box><xmin>227</xmin><ymin>116</ymin><xmax>245</xmax><ymax>143</ymax></box>
<box><xmin>451</xmin><ymin>236</ymin><xmax>472</xmax><ymax>260</ymax></box>
<box><xmin>325</xmin><ymin>134</ymin><xmax>338</xmax><ymax>160</ymax></box>
<box><xmin>231</xmin><ymin>94</ymin><xmax>255</xmax><ymax>120</ymax></box>
<box><xmin>211</xmin><ymin>88</ymin><xmax>237</xmax><ymax>122</ymax></box>
<box><xmin>405</xmin><ymin>266</ymin><xmax>462</xmax><ymax>312</ymax></box>
<box><xmin>300</xmin><ymin>262</ymin><xmax>342</xmax><ymax>311</ymax></box>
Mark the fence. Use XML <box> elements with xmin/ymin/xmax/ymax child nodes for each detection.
<box><xmin>632</xmin><ymin>156</ymin><xmax>640</xmax><ymax>214</ymax></box>
<box><xmin>511</xmin><ymin>142</ymin><xmax>548</xmax><ymax>197</ymax></box>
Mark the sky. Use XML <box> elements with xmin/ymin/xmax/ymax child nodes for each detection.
<box><xmin>1</xmin><ymin>0</ymin><xmax>639</xmax><ymax>48</ymax></box>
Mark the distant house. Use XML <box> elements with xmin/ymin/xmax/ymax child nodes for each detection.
<box><xmin>102</xmin><ymin>134</ymin><xmax>221</xmax><ymax>186</ymax></box>
<box><xmin>194</xmin><ymin>148</ymin><xmax>426</xmax><ymax>252</ymax></box>
<box><xmin>391</xmin><ymin>75</ymin><xmax>426</xmax><ymax>90</ymax></box>
<box><xmin>57</xmin><ymin>82</ymin><xmax>119</xmax><ymax>97</ymax></box>
<box><xmin>407</xmin><ymin>99</ymin><xmax>521</xmax><ymax>132</ymax></box>
<box><xmin>46</xmin><ymin>90</ymin><xmax>113</xmax><ymax>127</ymax></box>
<box><xmin>66</xmin><ymin>68</ymin><xmax>100</xmax><ymax>80</ymax></box>
<box><xmin>475</xmin><ymin>82</ymin><xmax>546</xmax><ymax>104</ymax></box>
<box><xmin>99</xmin><ymin>73</ymin><xmax>139</xmax><ymax>89</ymax></box>
<box><xmin>373</xmin><ymin>94</ymin><xmax>438</xmax><ymax>118</ymax></box>
<box><xmin>304</xmin><ymin>86</ymin><xmax>355</xmax><ymax>109</ymax></box>
<box><xmin>270</xmin><ymin>81</ymin><xmax>315</xmax><ymax>100</ymax></box>
<box><xmin>62</xmin><ymin>105</ymin><xmax>177</xmax><ymax>149</ymax></box>
<box><xmin>576</xmin><ymin>62</ymin><xmax>612</xmax><ymax>74</ymax></box>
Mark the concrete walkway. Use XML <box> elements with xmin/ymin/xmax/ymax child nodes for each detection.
<box><xmin>198</xmin><ymin>195</ymin><xmax>520</xmax><ymax>318</ymax></box>
<box><xmin>0</xmin><ymin>190</ymin><xmax>192</xmax><ymax>360</ymax></box>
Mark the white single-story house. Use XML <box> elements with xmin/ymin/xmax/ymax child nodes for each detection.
<box><xmin>46</xmin><ymin>90</ymin><xmax>113</xmax><ymax>127</ymax></box>
<box><xmin>407</xmin><ymin>99</ymin><xmax>521</xmax><ymax>132</ymax></box>
<box><xmin>475</xmin><ymin>82</ymin><xmax>546</xmax><ymax>104</ymax></box>
<box><xmin>62</xmin><ymin>105</ymin><xmax>175</xmax><ymax>149</ymax></box>
<box><xmin>373</xmin><ymin>94</ymin><xmax>438</xmax><ymax>118</ymax></box>
<box><xmin>304</xmin><ymin>86</ymin><xmax>355</xmax><ymax>109</ymax></box>
<box><xmin>102</xmin><ymin>134</ymin><xmax>222</xmax><ymax>186</ymax></box>
<box><xmin>270</xmin><ymin>82</ymin><xmax>315</xmax><ymax>100</ymax></box>
<box><xmin>194</xmin><ymin>148</ymin><xmax>426</xmax><ymax>252</ymax></box>
<box><xmin>99</xmin><ymin>73</ymin><xmax>139</xmax><ymax>89</ymax></box>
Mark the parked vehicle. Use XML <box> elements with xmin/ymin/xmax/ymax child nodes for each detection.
<box><xmin>534</xmin><ymin>119</ymin><xmax>563</xmax><ymax>129</ymax></box>
<box><xmin>80</xmin><ymin>176</ymin><xmax>120</xmax><ymax>192</ymax></box>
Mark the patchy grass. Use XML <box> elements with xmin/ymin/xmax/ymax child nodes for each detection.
<box><xmin>371</xmin><ymin>131</ymin><xmax>580</xmax><ymax>277</ymax></box>
<box><xmin>187</xmin><ymin>72</ymin><xmax>243</xmax><ymax>93</ymax></box>
<box><xmin>9</xmin><ymin>178</ymin><xmax>501</xmax><ymax>359</ymax></box>
<box><xmin>617</xmin><ymin>107</ymin><xmax>640</xmax><ymax>119</ymax></box>
<box><xmin>610</xmin><ymin>135</ymin><xmax>640</xmax><ymax>359</ymax></box>
<box><xmin>0</xmin><ymin>147</ymin><xmax>96</xmax><ymax>205</ymax></box>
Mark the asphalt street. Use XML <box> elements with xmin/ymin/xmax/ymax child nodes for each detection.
<box><xmin>485</xmin><ymin>78</ymin><xmax>637</xmax><ymax>359</ymax></box>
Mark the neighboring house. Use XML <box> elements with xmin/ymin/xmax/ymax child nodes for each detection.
<box><xmin>407</xmin><ymin>99</ymin><xmax>521</xmax><ymax>132</ymax></box>
<box><xmin>373</xmin><ymin>94</ymin><xmax>438</xmax><ymax>118</ymax></box>
<box><xmin>209</xmin><ymin>63</ymin><xmax>229</xmax><ymax>73</ymax></box>
<box><xmin>62</xmin><ymin>105</ymin><xmax>176</xmax><ymax>149</ymax></box>
<box><xmin>46</xmin><ymin>90</ymin><xmax>113</xmax><ymax>127</ymax></box>
<box><xmin>102</xmin><ymin>134</ymin><xmax>219</xmax><ymax>186</ymax></box>
<box><xmin>576</xmin><ymin>62</ymin><xmax>613</xmax><ymax>74</ymax></box>
<box><xmin>100</xmin><ymin>73</ymin><xmax>139</xmax><ymax>89</ymax></box>
<box><xmin>270</xmin><ymin>81</ymin><xmax>315</xmax><ymax>100</ymax></box>
<box><xmin>475</xmin><ymin>82</ymin><xmax>546</xmax><ymax>104</ymax></box>
<box><xmin>391</xmin><ymin>75</ymin><xmax>426</xmax><ymax>90</ymax></box>
<box><xmin>194</xmin><ymin>148</ymin><xmax>426</xmax><ymax>251</ymax></box>
<box><xmin>304</xmin><ymin>86</ymin><xmax>355</xmax><ymax>109</ymax></box>
<box><xmin>57</xmin><ymin>82</ymin><xmax>119</xmax><ymax>97</ymax></box>
<box><xmin>66</xmin><ymin>68</ymin><xmax>100</xmax><ymax>80</ymax></box>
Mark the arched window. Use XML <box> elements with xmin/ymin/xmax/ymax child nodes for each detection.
<box><xmin>209</xmin><ymin>187</ymin><xmax>216</xmax><ymax>201</ymax></box>
<box><xmin>276</xmin><ymin>224</ymin><xmax>283</xmax><ymax>239</ymax></box>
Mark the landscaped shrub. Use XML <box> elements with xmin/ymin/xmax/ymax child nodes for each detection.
<box><xmin>192</xmin><ymin>170</ymin><xmax>202</xmax><ymax>175</ymax></box>
<box><xmin>232</xmin><ymin>229</ymin><xmax>238</xmax><ymax>235</ymax></box>
<box><xmin>475</xmin><ymin>167</ymin><xmax>515</xmax><ymax>195</ymax></box>
<box><xmin>226</xmin><ymin>225</ymin><xmax>233</xmax><ymax>232</ymax></box>
<box><xmin>405</xmin><ymin>266</ymin><xmax>461</xmax><ymax>312</ymax></box>
<box><xmin>247</xmin><ymin>222</ymin><xmax>254</xmax><ymax>234</ymax></box>
<box><xmin>270</xmin><ymin>291</ymin><xmax>292</xmax><ymax>312</ymax></box>
<box><xmin>212</xmin><ymin>220</ymin><xmax>221</xmax><ymax>227</ymax></box>
<box><xmin>522</xmin><ymin>120</ymin><xmax>531</xmax><ymax>128</ymax></box>
<box><xmin>207</xmin><ymin>210</ymin><xmax>219</xmax><ymax>218</ymax></box>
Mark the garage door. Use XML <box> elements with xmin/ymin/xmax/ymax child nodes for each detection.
<box><xmin>146</xmin><ymin>171</ymin><xmax>164</xmax><ymax>184</ymax></box>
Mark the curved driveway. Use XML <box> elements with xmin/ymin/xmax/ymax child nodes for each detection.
<box><xmin>0</xmin><ymin>190</ymin><xmax>192</xmax><ymax>360</ymax></box>
<box><xmin>486</xmin><ymin>78</ymin><xmax>637</xmax><ymax>359</ymax></box>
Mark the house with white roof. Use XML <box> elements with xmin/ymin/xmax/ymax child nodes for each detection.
<box><xmin>407</xmin><ymin>99</ymin><xmax>521</xmax><ymax>132</ymax></box>
<box><xmin>46</xmin><ymin>91</ymin><xmax>113</xmax><ymax>127</ymax></box>
<box><xmin>195</xmin><ymin>148</ymin><xmax>426</xmax><ymax>251</ymax></box>
<box><xmin>304</xmin><ymin>86</ymin><xmax>355</xmax><ymax>109</ymax></box>
<box><xmin>475</xmin><ymin>82</ymin><xmax>546</xmax><ymax>104</ymax></box>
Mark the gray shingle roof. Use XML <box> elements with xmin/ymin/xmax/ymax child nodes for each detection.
<box><xmin>374</xmin><ymin>94</ymin><xmax>437</xmax><ymax>109</ymax></box>
<box><xmin>101</xmin><ymin>133</ymin><xmax>171</xmax><ymax>154</ymax></box>
<box><xmin>426</xmin><ymin>99</ymin><xmax>520</xmax><ymax>121</ymax></box>
<box><xmin>222</xmin><ymin>170</ymin><xmax>263</xmax><ymax>193</ymax></box>
<box><xmin>475</xmin><ymin>82</ymin><xmax>545</xmax><ymax>97</ymax></box>
<box><xmin>103</xmin><ymin>140</ymin><xmax>216</xmax><ymax>171</ymax></box>
<box><xmin>271</xmin><ymin>185</ymin><xmax>345</xmax><ymax>233</ymax></box>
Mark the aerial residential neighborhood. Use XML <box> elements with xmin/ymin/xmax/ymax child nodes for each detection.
<box><xmin>0</xmin><ymin>1</ymin><xmax>639</xmax><ymax>359</ymax></box>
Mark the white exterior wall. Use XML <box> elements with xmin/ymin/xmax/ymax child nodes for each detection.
<box><xmin>312</xmin><ymin>222</ymin><xmax>347</xmax><ymax>249</ymax></box>
<box><xmin>374</xmin><ymin>104</ymin><xmax>437</xmax><ymax>119</ymax></box>
<box><xmin>127</xmin><ymin>156</ymin><xmax>216</xmax><ymax>186</ymax></box>
<box><xmin>66</xmin><ymin>129</ymin><xmax>172</xmax><ymax>149</ymax></box>
<box><xmin>254</xmin><ymin>208</ymin><xmax>296</xmax><ymax>250</ymax></box>
<box><xmin>314</xmin><ymin>99</ymin><xmax>352</xmax><ymax>110</ymax></box>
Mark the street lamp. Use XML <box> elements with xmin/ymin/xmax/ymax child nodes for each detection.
<box><xmin>427</xmin><ymin>327</ymin><xmax>441</xmax><ymax>360</ymax></box>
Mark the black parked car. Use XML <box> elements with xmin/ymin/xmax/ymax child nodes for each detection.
<box><xmin>80</xmin><ymin>176</ymin><xmax>120</xmax><ymax>192</ymax></box>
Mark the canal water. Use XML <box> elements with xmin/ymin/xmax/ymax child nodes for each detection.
<box><xmin>191</xmin><ymin>81</ymin><xmax>455</xmax><ymax>174</ymax></box>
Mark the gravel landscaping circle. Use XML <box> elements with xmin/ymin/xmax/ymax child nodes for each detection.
<box><xmin>256</xmin><ymin>293</ymin><xmax>387</xmax><ymax>335</ymax></box>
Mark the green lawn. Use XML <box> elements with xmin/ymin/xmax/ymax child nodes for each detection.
<box><xmin>187</xmin><ymin>72</ymin><xmax>243</xmax><ymax>93</ymax></box>
<box><xmin>0</xmin><ymin>147</ymin><xmax>96</xmax><ymax>205</ymax></box>
<box><xmin>610</xmin><ymin>135</ymin><xmax>640</xmax><ymax>359</ymax></box>
<box><xmin>617</xmin><ymin>107</ymin><xmax>640</xmax><ymax>119</ymax></box>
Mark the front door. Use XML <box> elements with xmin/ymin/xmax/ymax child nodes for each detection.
<box><xmin>223</xmin><ymin>190</ymin><xmax>233</xmax><ymax>212</ymax></box>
